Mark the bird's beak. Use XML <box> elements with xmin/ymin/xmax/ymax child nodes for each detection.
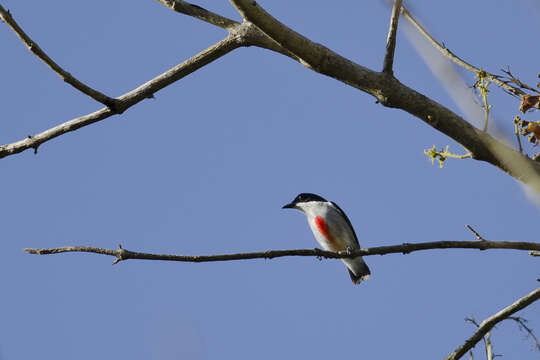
<box><xmin>282</xmin><ymin>202</ymin><xmax>295</xmax><ymax>209</ymax></box>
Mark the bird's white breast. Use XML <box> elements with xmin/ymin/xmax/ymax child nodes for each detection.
<box><xmin>299</xmin><ymin>202</ymin><xmax>358</xmax><ymax>252</ymax></box>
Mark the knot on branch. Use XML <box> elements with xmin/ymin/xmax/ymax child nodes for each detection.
<box><xmin>113</xmin><ymin>244</ymin><xmax>130</xmax><ymax>264</ymax></box>
<box><xmin>229</xmin><ymin>21</ymin><xmax>256</xmax><ymax>46</ymax></box>
<box><xmin>105</xmin><ymin>99</ymin><xmax>124</xmax><ymax>114</ymax></box>
<box><xmin>401</xmin><ymin>243</ymin><xmax>412</xmax><ymax>254</ymax></box>
<box><xmin>314</xmin><ymin>248</ymin><xmax>326</xmax><ymax>260</ymax></box>
<box><xmin>478</xmin><ymin>243</ymin><xmax>489</xmax><ymax>251</ymax></box>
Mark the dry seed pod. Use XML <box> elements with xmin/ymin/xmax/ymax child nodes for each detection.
<box><xmin>520</xmin><ymin>95</ymin><xmax>540</xmax><ymax>113</ymax></box>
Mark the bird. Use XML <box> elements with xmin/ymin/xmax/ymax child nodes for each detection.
<box><xmin>282</xmin><ymin>193</ymin><xmax>371</xmax><ymax>284</ymax></box>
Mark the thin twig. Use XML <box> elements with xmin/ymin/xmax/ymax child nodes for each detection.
<box><xmin>464</xmin><ymin>315</ymin><xmax>540</xmax><ymax>358</ymax></box>
<box><xmin>382</xmin><ymin>0</ymin><xmax>403</xmax><ymax>75</ymax></box>
<box><xmin>24</xmin><ymin>240</ymin><xmax>540</xmax><ymax>264</ymax></box>
<box><xmin>155</xmin><ymin>0</ymin><xmax>298</xmax><ymax>59</ymax></box>
<box><xmin>515</xmin><ymin>117</ymin><xmax>524</xmax><ymax>154</ymax></box>
<box><xmin>501</xmin><ymin>67</ymin><xmax>540</xmax><ymax>96</ymax></box>
<box><xmin>466</xmin><ymin>225</ymin><xmax>486</xmax><ymax>241</ymax></box>
<box><xmin>465</xmin><ymin>317</ymin><xmax>481</xmax><ymax>328</ymax></box>
<box><xmin>155</xmin><ymin>0</ymin><xmax>239</xmax><ymax>30</ymax></box>
<box><xmin>0</xmin><ymin>4</ymin><xmax>118</xmax><ymax>109</ymax></box>
<box><xmin>507</xmin><ymin>316</ymin><xmax>540</xmax><ymax>351</ymax></box>
<box><xmin>446</xmin><ymin>287</ymin><xmax>540</xmax><ymax>360</ymax></box>
<box><xmin>400</xmin><ymin>5</ymin><xmax>526</xmax><ymax>97</ymax></box>
<box><xmin>0</xmin><ymin>34</ymin><xmax>242</xmax><ymax>158</ymax></box>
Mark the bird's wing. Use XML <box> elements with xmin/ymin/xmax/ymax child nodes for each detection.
<box><xmin>329</xmin><ymin>201</ymin><xmax>360</xmax><ymax>247</ymax></box>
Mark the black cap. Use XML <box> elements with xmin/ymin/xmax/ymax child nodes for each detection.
<box><xmin>282</xmin><ymin>193</ymin><xmax>327</xmax><ymax>209</ymax></box>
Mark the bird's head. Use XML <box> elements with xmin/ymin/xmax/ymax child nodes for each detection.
<box><xmin>282</xmin><ymin>193</ymin><xmax>328</xmax><ymax>211</ymax></box>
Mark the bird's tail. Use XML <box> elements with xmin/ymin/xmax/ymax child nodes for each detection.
<box><xmin>347</xmin><ymin>258</ymin><xmax>371</xmax><ymax>285</ymax></box>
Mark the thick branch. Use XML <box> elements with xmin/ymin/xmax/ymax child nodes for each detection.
<box><xmin>4</xmin><ymin>1</ymin><xmax>540</xmax><ymax>194</ymax></box>
<box><xmin>382</xmin><ymin>0</ymin><xmax>403</xmax><ymax>75</ymax></box>
<box><xmin>0</xmin><ymin>34</ymin><xmax>242</xmax><ymax>158</ymax></box>
<box><xmin>446</xmin><ymin>287</ymin><xmax>540</xmax><ymax>360</ymax></box>
<box><xmin>0</xmin><ymin>3</ymin><xmax>300</xmax><ymax>158</ymax></box>
<box><xmin>0</xmin><ymin>4</ymin><xmax>118</xmax><ymax>109</ymax></box>
<box><xmin>228</xmin><ymin>0</ymin><xmax>540</xmax><ymax>193</ymax></box>
<box><xmin>24</xmin><ymin>240</ymin><xmax>540</xmax><ymax>264</ymax></box>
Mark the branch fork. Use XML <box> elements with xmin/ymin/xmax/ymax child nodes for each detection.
<box><xmin>446</xmin><ymin>287</ymin><xmax>540</xmax><ymax>360</ymax></box>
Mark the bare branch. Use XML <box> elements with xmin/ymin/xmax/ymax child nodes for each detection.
<box><xmin>382</xmin><ymin>0</ymin><xmax>403</xmax><ymax>75</ymax></box>
<box><xmin>514</xmin><ymin>116</ymin><xmax>524</xmax><ymax>154</ymax></box>
<box><xmin>155</xmin><ymin>0</ymin><xmax>239</xmax><ymax>30</ymax></box>
<box><xmin>501</xmin><ymin>67</ymin><xmax>540</xmax><ymax>97</ymax></box>
<box><xmin>0</xmin><ymin>34</ymin><xmax>242</xmax><ymax>158</ymax></box>
<box><xmin>0</xmin><ymin>4</ymin><xmax>118</xmax><ymax>109</ymax></box>
<box><xmin>399</xmin><ymin>5</ymin><xmax>526</xmax><ymax>98</ymax></box>
<box><xmin>4</xmin><ymin>0</ymin><xmax>540</xmax><ymax>197</ymax></box>
<box><xmin>507</xmin><ymin>316</ymin><xmax>540</xmax><ymax>351</ymax></box>
<box><xmin>230</xmin><ymin>0</ymin><xmax>342</xmax><ymax>71</ymax></box>
<box><xmin>0</xmin><ymin>2</ymin><xmax>303</xmax><ymax>158</ymax></box>
<box><xmin>466</xmin><ymin>225</ymin><xmax>486</xmax><ymax>241</ymax></box>
<box><xmin>483</xmin><ymin>332</ymin><xmax>494</xmax><ymax>360</ymax></box>
<box><xmin>228</xmin><ymin>0</ymin><xmax>540</xmax><ymax>194</ymax></box>
<box><xmin>465</xmin><ymin>317</ymin><xmax>494</xmax><ymax>360</ymax></box>
<box><xmin>446</xmin><ymin>287</ymin><xmax>540</xmax><ymax>360</ymax></box>
<box><xmin>156</xmin><ymin>1</ymin><xmax>298</xmax><ymax>59</ymax></box>
<box><xmin>24</xmin><ymin>240</ymin><xmax>540</xmax><ymax>264</ymax></box>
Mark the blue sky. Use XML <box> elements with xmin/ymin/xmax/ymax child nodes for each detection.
<box><xmin>1</xmin><ymin>1</ymin><xmax>539</xmax><ymax>359</ymax></box>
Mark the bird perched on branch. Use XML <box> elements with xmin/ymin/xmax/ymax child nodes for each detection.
<box><xmin>282</xmin><ymin>193</ymin><xmax>371</xmax><ymax>284</ymax></box>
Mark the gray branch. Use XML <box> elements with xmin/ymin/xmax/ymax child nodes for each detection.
<box><xmin>465</xmin><ymin>318</ymin><xmax>494</xmax><ymax>360</ymax></box>
<box><xmin>0</xmin><ymin>2</ymin><xmax>299</xmax><ymax>158</ymax></box>
<box><xmin>155</xmin><ymin>0</ymin><xmax>239</xmax><ymax>30</ymax></box>
<box><xmin>507</xmin><ymin>316</ymin><xmax>540</xmax><ymax>351</ymax></box>
<box><xmin>466</xmin><ymin>225</ymin><xmax>486</xmax><ymax>241</ymax></box>
<box><xmin>0</xmin><ymin>4</ymin><xmax>118</xmax><ymax>109</ymax></box>
<box><xmin>155</xmin><ymin>0</ymin><xmax>299</xmax><ymax>59</ymax></box>
<box><xmin>228</xmin><ymin>0</ymin><xmax>540</xmax><ymax>193</ymax></box>
<box><xmin>446</xmin><ymin>287</ymin><xmax>540</xmax><ymax>360</ymax></box>
<box><xmin>399</xmin><ymin>6</ymin><xmax>533</xmax><ymax>98</ymax></box>
<box><xmin>0</xmin><ymin>34</ymin><xmax>243</xmax><ymax>157</ymax></box>
<box><xmin>24</xmin><ymin>240</ymin><xmax>540</xmax><ymax>264</ymax></box>
<box><xmin>3</xmin><ymin>1</ymin><xmax>540</xmax><ymax>195</ymax></box>
<box><xmin>382</xmin><ymin>0</ymin><xmax>403</xmax><ymax>75</ymax></box>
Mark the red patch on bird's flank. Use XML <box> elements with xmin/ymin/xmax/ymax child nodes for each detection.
<box><xmin>315</xmin><ymin>216</ymin><xmax>335</xmax><ymax>245</ymax></box>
